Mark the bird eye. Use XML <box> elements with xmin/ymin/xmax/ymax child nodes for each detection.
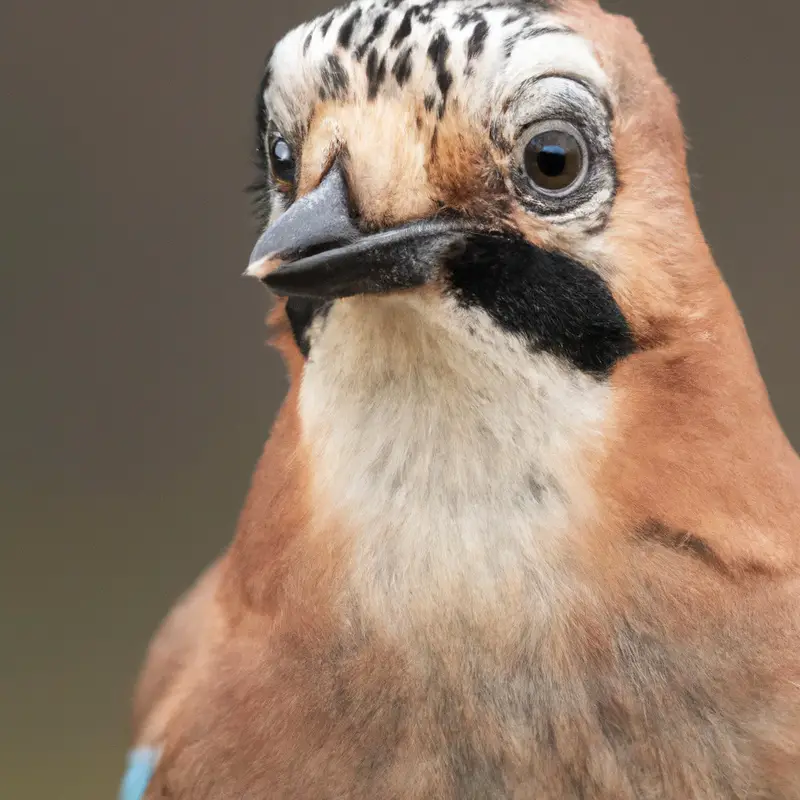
<box><xmin>269</xmin><ymin>136</ymin><xmax>296</xmax><ymax>185</ymax></box>
<box><xmin>522</xmin><ymin>122</ymin><xmax>587</xmax><ymax>195</ymax></box>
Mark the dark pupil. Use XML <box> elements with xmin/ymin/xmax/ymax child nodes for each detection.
<box><xmin>523</xmin><ymin>130</ymin><xmax>583</xmax><ymax>192</ymax></box>
<box><xmin>270</xmin><ymin>138</ymin><xmax>295</xmax><ymax>182</ymax></box>
<box><xmin>537</xmin><ymin>145</ymin><xmax>567</xmax><ymax>177</ymax></box>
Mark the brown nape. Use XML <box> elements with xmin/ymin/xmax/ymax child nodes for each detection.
<box><xmin>559</xmin><ymin>2</ymin><xmax>800</xmax><ymax>575</ymax></box>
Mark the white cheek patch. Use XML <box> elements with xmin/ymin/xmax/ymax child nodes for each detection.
<box><xmin>299</xmin><ymin>295</ymin><xmax>612</xmax><ymax>633</ymax></box>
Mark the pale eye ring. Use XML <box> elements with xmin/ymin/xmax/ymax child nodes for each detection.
<box><xmin>519</xmin><ymin>120</ymin><xmax>589</xmax><ymax>197</ymax></box>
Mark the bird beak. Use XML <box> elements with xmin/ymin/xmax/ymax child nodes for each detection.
<box><xmin>245</xmin><ymin>162</ymin><xmax>467</xmax><ymax>299</ymax></box>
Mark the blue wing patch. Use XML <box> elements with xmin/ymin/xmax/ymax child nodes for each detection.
<box><xmin>119</xmin><ymin>746</ymin><xmax>160</xmax><ymax>800</ymax></box>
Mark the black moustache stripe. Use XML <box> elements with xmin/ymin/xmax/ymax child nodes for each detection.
<box><xmin>285</xmin><ymin>297</ymin><xmax>331</xmax><ymax>357</ymax></box>
<box><xmin>445</xmin><ymin>234</ymin><xmax>636</xmax><ymax>376</ymax></box>
<box><xmin>285</xmin><ymin>234</ymin><xmax>636</xmax><ymax>376</ymax></box>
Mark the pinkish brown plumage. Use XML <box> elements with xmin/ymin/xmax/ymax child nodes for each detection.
<box><xmin>123</xmin><ymin>1</ymin><xmax>800</xmax><ymax>796</ymax></box>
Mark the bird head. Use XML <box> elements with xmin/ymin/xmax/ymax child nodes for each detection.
<box><xmin>243</xmin><ymin>0</ymin><xmax>800</xmax><ymax>579</ymax></box>
<box><xmin>246</xmin><ymin>0</ymin><xmax>703</xmax><ymax>372</ymax></box>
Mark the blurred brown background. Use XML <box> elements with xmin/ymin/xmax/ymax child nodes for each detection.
<box><xmin>1</xmin><ymin>0</ymin><xmax>798</xmax><ymax>797</ymax></box>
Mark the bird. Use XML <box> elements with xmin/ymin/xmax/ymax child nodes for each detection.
<box><xmin>120</xmin><ymin>0</ymin><xmax>800</xmax><ymax>797</ymax></box>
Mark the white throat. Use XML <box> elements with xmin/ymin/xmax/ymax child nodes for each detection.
<box><xmin>298</xmin><ymin>292</ymin><xmax>612</xmax><ymax>631</ymax></box>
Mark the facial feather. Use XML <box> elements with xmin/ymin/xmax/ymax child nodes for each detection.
<box><xmin>251</xmin><ymin>0</ymin><xmax>633</xmax><ymax>625</ymax></box>
<box><xmin>300</xmin><ymin>291</ymin><xmax>614</xmax><ymax>630</ymax></box>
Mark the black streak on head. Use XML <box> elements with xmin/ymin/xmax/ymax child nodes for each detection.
<box><xmin>412</xmin><ymin>4</ymin><xmax>434</xmax><ymax>24</ymax></box>
<box><xmin>285</xmin><ymin>298</ymin><xmax>331</xmax><ymax>358</ymax></box>
<box><xmin>455</xmin><ymin>10</ymin><xmax>483</xmax><ymax>29</ymax></box>
<box><xmin>392</xmin><ymin>46</ymin><xmax>414</xmax><ymax>87</ymax></box>
<box><xmin>390</xmin><ymin>9</ymin><xmax>414</xmax><ymax>48</ymax></box>
<box><xmin>320</xmin><ymin>12</ymin><xmax>335</xmax><ymax>37</ymax></box>
<box><xmin>446</xmin><ymin>235</ymin><xmax>636</xmax><ymax>376</ymax></box>
<box><xmin>427</xmin><ymin>31</ymin><xmax>453</xmax><ymax>117</ymax></box>
<box><xmin>366</xmin><ymin>49</ymin><xmax>388</xmax><ymax>100</ymax></box>
<box><xmin>355</xmin><ymin>12</ymin><xmax>389</xmax><ymax>61</ymax></box>
<box><xmin>467</xmin><ymin>18</ymin><xmax>489</xmax><ymax>61</ymax></box>
<box><xmin>337</xmin><ymin>8</ymin><xmax>362</xmax><ymax>49</ymax></box>
<box><xmin>320</xmin><ymin>54</ymin><xmax>350</xmax><ymax>101</ymax></box>
<box><xmin>304</xmin><ymin>29</ymin><xmax>314</xmax><ymax>54</ymax></box>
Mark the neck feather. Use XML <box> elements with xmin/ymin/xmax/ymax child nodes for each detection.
<box><xmin>297</xmin><ymin>294</ymin><xmax>613</xmax><ymax>631</ymax></box>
